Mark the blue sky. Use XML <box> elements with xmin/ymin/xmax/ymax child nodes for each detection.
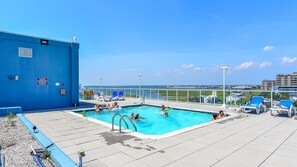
<box><xmin>1</xmin><ymin>0</ymin><xmax>297</xmax><ymax>86</ymax></box>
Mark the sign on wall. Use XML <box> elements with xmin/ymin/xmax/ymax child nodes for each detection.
<box><xmin>37</xmin><ymin>78</ymin><xmax>48</xmax><ymax>86</ymax></box>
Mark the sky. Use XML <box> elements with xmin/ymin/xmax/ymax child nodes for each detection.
<box><xmin>1</xmin><ymin>0</ymin><xmax>297</xmax><ymax>86</ymax></box>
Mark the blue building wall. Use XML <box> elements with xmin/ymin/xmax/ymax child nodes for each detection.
<box><xmin>0</xmin><ymin>31</ymin><xmax>79</xmax><ymax>111</ymax></box>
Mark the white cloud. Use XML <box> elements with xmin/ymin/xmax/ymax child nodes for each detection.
<box><xmin>281</xmin><ymin>56</ymin><xmax>297</xmax><ymax>64</ymax></box>
<box><xmin>173</xmin><ymin>64</ymin><xmax>205</xmax><ymax>75</ymax></box>
<box><xmin>123</xmin><ymin>68</ymin><xmax>137</xmax><ymax>72</ymax></box>
<box><xmin>193</xmin><ymin>67</ymin><xmax>204</xmax><ymax>71</ymax></box>
<box><xmin>235</xmin><ymin>61</ymin><xmax>255</xmax><ymax>70</ymax></box>
<box><xmin>259</xmin><ymin>61</ymin><xmax>272</xmax><ymax>68</ymax></box>
<box><xmin>181</xmin><ymin>64</ymin><xmax>194</xmax><ymax>69</ymax></box>
<box><xmin>174</xmin><ymin>69</ymin><xmax>184</xmax><ymax>75</ymax></box>
<box><xmin>263</xmin><ymin>45</ymin><xmax>274</xmax><ymax>52</ymax></box>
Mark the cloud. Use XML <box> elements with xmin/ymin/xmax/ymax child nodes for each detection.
<box><xmin>181</xmin><ymin>64</ymin><xmax>194</xmax><ymax>69</ymax></box>
<box><xmin>281</xmin><ymin>56</ymin><xmax>297</xmax><ymax>64</ymax></box>
<box><xmin>263</xmin><ymin>45</ymin><xmax>274</xmax><ymax>52</ymax></box>
<box><xmin>193</xmin><ymin>67</ymin><xmax>205</xmax><ymax>71</ymax></box>
<box><xmin>259</xmin><ymin>61</ymin><xmax>272</xmax><ymax>68</ymax></box>
<box><xmin>235</xmin><ymin>61</ymin><xmax>255</xmax><ymax>70</ymax></box>
<box><xmin>174</xmin><ymin>69</ymin><xmax>185</xmax><ymax>75</ymax></box>
<box><xmin>123</xmin><ymin>68</ymin><xmax>137</xmax><ymax>72</ymax></box>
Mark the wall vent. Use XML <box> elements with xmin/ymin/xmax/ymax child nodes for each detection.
<box><xmin>18</xmin><ymin>47</ymin><xmax>32</xmax><ymax>58</ymax></box>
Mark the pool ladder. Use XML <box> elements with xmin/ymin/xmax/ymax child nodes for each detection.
<box><xmin>112</xmin><ymin>113</ymin><xmax>137</xmax><ymax>133</ymax></box>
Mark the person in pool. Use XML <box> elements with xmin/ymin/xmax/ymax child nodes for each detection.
<box><xmin>134</xmin><ymin>113</ymin><xmax>140</xmax><ymax>120</ymax></box>
<box><xmin>161</xmin><ymin>105</ymin><xmax>170</xmax><ymax>117</ymax></box>
<box><xmin>212</xmin><ymin>110</ymin><xmax>225</xmax><ymax>121</ymax></box>
<box><xmin>212</xmin><ymin>113</ymin><xmax>219</xmax><ymax>121</ymax></box>
<box><xmin>164</xmin><ymin>112</ymin><xmax>169</xmax><ymax>117</ymax></box>
<box><xmin>130</xmin><ymin>112</ymin><xmax>135</xmax><ymax>119</ymax></box>
<box><xmin>161</xmin><ymin>105</ymin><xmax>166</xmax><ymax>112</ymax></box>
<box><xmin>217</xmin><ymin>110</ymin><xmax>225</xmax><ymax>119</ymax></box>
<box><xmin>130</xmin><ymin>112</ymin><xmax>143</xmax><ymax>120</ymax></box>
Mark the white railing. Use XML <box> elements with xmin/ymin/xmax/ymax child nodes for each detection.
<box><xmin>81</xmin><ymin>87</ymin><xmax>297</xmax><ymax>108</ymax></box>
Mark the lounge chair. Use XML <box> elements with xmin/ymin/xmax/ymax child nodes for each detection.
<box><xmin>30</xmin><ymin>146</ymin><xmax>45</xmax><ymax>167</ymax></box>
<box><xmin>111</xmin><ymin>91</ymin><xmax>118</xmax><ymax>101</ymax></box>
<box><xmin>241</xmin><ymin>96</ymin><xmax>266</xmax><ymax>114</ymax></box>
<box><xmin>0</xmin><ymin>152</ymin><xmax>4</xmax><ymax>167</ymax></box>
<box><xmin>118</xmin><ymin>90</ymin><xmax>125</xmax><ymax>100</ymax></box>
<box><xmin>270</xmin><ymin>100</ymin><xmax>296</xmax><ymax>117</ymax></box>
<box><xmin>98</xmin><ymin>92</ymin><xmax>111</xmax><ymax>102</ymax></box>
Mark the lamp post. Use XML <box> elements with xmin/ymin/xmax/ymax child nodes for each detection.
<box><xmin>138</xmin><ymin>74</ymin><xmax>142</xmax><ymax>99</ymax></box>
<box><xmin>221</xmin><ymin>66</ymin><xmax>229</xmax><ymax>108</ymax></box>
<box><xmin>99</xmin><ymin>77</ymin><xmax>102</xmax><ymax>90</ymax></box>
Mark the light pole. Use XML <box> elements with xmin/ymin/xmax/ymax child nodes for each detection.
<box><xmin>221</xmin><ymin>66</ymin><xmax>229</xmax><ymax>108</ymax></box>
<box><xmin>99</xmin><ymin>77</ymin><xmax>103</xmax><ymax>90</ymax></box>
<box><xmin>138</xmin><ymin>74</ymin><xmax>142</xmax><ymax>99</ymax></box>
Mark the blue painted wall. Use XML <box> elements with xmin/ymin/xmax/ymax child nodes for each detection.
<box><xmin>0</xmin><ymin>31</ymin><xmax>79</xmax><ymax>111</ymax></box>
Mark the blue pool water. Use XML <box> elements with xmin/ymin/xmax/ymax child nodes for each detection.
<box><xmin>78</xmin><ymin>105</ymin><xmax>212</xmax><ymax>135</ymax></box>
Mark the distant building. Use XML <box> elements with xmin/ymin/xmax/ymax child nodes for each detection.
<box><xmin>262</xmin><ymin>80</ymin><xmax>275</xmax><ymax>90</ymax></box>
<box><xmin>231</xmin><ymin>86</ymin><xmax>252</xmax><ymax>90</ymax></box>
<box><xmin>274</xmin><ymin>86</ymin><xmax>297</xmax><ymax>97</ymax></box>
<box><xmin>275</xmin><ymin>72</ymin><xmax>297</xmax><ymax>86</ymax></box>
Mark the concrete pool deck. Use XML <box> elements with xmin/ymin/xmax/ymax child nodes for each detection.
<box><xmin>24</xmin><ymin>98</ymin><xmax>297</xmax><ymax>167</ymax></box>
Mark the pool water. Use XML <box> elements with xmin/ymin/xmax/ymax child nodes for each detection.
<box><xmin>78</xmin><ymin>105</ymin><xmax>212</xmax><ymax>135</ymax></box>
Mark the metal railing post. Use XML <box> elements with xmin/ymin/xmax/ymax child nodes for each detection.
<box><xmin>229</xmin><ymin>90</ymin><xmax>232</xmax><ymax>106</ymax></box>
<box><xmin>130</xmin><ymin>89</ymin><xmax>131</xmax><ymax>98</ymax></box>
<box><xmin>176</xmin><ymin>90</ymin><xmax>178</xmax><ymax>102</ymax></box>
<box><xmin>150</xmin><ymin>89</ymin><xmax>152</xmax><ymax>100</ymax></box>
<box><xmin>158</xmin><ymin>89</ymin><xmax>160</xmax><ymax>101</ymax></box>
<box><xmin>200</xmin><ymin>90</ymin><xmax>202</xmax><ymax>104</ymax></box>
<box><xmin>166</xmin><ymin>90</ymin><xmax>168</xmax><ymax>101</ymax></box>
<box><xmin>214</xmin><ymin>91</ymin><xmax>216</xmax><ymax>106</ymax></box>
<box><xmin>271</xmin><ymin>90</ymin><xmax>273</xmax><ymax>108</ymax></box>
<box><xmin>187</xmin><ymin>90</ymin><xmax>189</xmax><ymax>103</ymax></box>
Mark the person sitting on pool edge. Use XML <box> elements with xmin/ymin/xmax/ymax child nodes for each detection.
<box><xmin>108</xmin><ymin>102</ymin><xmax>120</xmax><ymax>111</ymax></box>
<box><xmin>94</xmin><ymin>103</ymin><xmax>110</xmax><ymax>112</ymax></box>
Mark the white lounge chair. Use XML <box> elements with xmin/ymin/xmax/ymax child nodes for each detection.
<box><xmin>98</xmin><ymin>92</ymin><xmax>111</xmax><ymax>102</ymax></box>
<box><xmin>270</xmin><ymin>100</ymin><xmax>296</xmax><ymax>117</ymax></box>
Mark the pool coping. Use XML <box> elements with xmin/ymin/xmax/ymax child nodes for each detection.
<box><xmin>68</xmin><ymin>104</ymin><xmax>240</xmax><ymax>139</ymax></box>
<box><xmin>17</xmin><ymin>114</ymin><xmax>77</xmax><ymax>167</ymax></box>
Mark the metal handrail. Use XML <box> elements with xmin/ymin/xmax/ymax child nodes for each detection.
<box><xmin>119</xmin><ymin>115</ymin><xmax>137</xmax><ymax>133</ymax></box>
<box><xmin>111</xmin><ymin>113</ymin><xmax>128</xmax><ymax>131</ymax></box>
<box><xmin>83</xmin><ymin>87</ymin><xmax>297</xmax><ymax>108</ymax></box>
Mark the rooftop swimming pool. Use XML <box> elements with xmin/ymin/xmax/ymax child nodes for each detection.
<box><xmin>73</xmin><ymin>105</ymin><xmax>214</xmax><ymax>138</ymax></box>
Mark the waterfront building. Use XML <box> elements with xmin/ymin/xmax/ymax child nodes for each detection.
<box><xmin>275</xmin><ymin>72</ymin><xmax>297</xmax><ymax>86</ymax></box>
<box><xmin>262</xmin><ymin>80</ymin><xmax>275</xmax><ymax>90</ymax></box>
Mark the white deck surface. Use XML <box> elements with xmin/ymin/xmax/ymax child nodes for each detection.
<box><xmin>24</xmin><ymin>98</ymin><xmax>297</xmax><ymax>167</ymax></box>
